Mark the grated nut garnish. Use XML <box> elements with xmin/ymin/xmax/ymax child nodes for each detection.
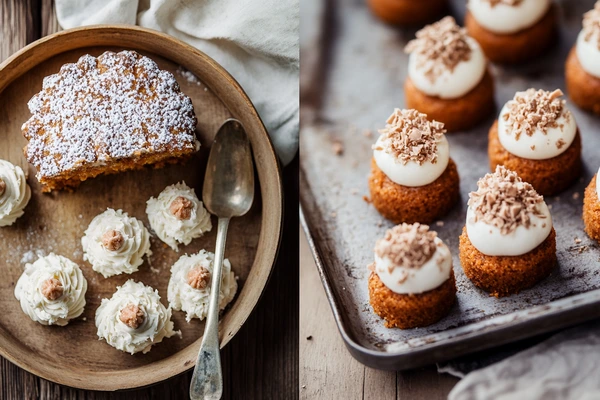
<box><xmin>584</xmin><ymin>1</ymin><xmax>600</xmax><ymax>50</ymax></box>
<box><xmin>187</xmin><ymin>265</ymin><xmax>211</xmax><ymax>290</ymax></box>
<box><xmin>170</xmin><ymin>196</ymin><xmax>193</xmax><ymax>220</ymax></box>
<box><xmin>119</xmin><ymin>303</ymin><xmax>145</xmax><ymax>329</ymax></box>
<box><xmin>40</xmin><ymin>278</ymin><xmax>64</xmax><ymax>301</ymax></box>
<box><xmin>102</xmin><ymin>229</ymin><xmax>124</xmax><ymax>251</ymax></box>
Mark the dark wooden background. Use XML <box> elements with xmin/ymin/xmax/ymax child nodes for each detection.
<box><xmin>0</xmin><ymin>0</ymin><xmax>299</xmax><ymax>398</ymax></box>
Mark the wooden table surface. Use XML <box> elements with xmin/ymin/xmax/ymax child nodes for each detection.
<box><xmin>0</xmin><ymin>1</ymin><xmax>298</xmax><ymax>398</ymax></box>
<box><xmin>300</xmin><ymin>230</ymin><xmax>459</xmax><ymax>399</ymax></box>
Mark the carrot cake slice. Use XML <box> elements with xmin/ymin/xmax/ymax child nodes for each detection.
<box><xmin>21</xmin><ymin>50</ymin><xmax>199</xmax><ymax>192</ymax></box>
<box><xmin>459</xmin><ymin>166</ymin><xmax>557</xmax><ymax>297</ymax></box>
<box><xmin>368</xmin><ymin>223</ymin><xmax>456</xmax><ymax>329</ymax></box>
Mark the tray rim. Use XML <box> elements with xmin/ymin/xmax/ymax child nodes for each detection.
<box><xmin>0</xmin><ymin>25</ymin><xmax>283</xmax><ymax>390</ymax></box>
<box><xmin>300</xmin><ymin>169</ymin><xmax>600</xmax><ymax>371</ymax></box>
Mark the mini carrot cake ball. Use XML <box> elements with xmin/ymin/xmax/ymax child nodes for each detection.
<box><xmin>368</xmin><ymin>109</ymin><xmax>459</xmax><ymax>224</ymax></box>
<box><xmin>0</xmin><ymin>159</ymin><xmax>31</xmax><ymax>227</ymax></box>
<box><xmin>459</xmin><ymin>166</ymin><xmax>557</xmax><ymax>297</ymax></box>
<box><xmin>81</xmin><ymin>208</ymin><xmax>152</xmax><ymax>278</ymax></box>
<box><xmin>146</xmin><ymin>182</ymin><xmax>212</xmax><ymax>251</ymax></box>
<box><xmin>583</xmin><ymin>169</ymin><xmax>600</xmax><ymax>241</ymax></box>
<box><xmin>15</xmin><ymin>253</ymin><xmax>88</xmax><ymax>326</ymax></box>
<box><xmin>368</xmin><ymin>223</ymin><xmax>456</xmax><ymax>329</ymax></box>
<box><xmin>465</xmin><ymin>0</ymin><xmax>557</xmax><ymax>64</ymax></box>
<box><xmin>488</xmin><ymin>88</ymin><xmax>581</xmax><ymax>196</ymax></box>
<box><xmin>95</xmin><ymin>280</ymin><xmax>180</xmax><ymax>354</ymax></box>
<box><xmin>566</xmin><ymin>2</ymin><xmax>600</xmax><ymax>115</ymax></box>
<box><xmin>367</xmin><ymin>0</ymin><xmax>447</xmax><ymax>26</ymax></box>
<box><xmin>404</xmin><ymin>16</ymin><xmax>494</xmax><ymax>132</ymax></box>
<box><xmin>167</xmin><ymin>249</ymin><xmax>238</xmax><ymax>322</ymax></box>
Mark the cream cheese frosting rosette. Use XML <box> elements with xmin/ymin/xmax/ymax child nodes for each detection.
<box><xmin>82</xmin><ymin>208</ymin><xmax>152</xmax><ymax>278</ymax></box>
<box><xmin>0</xmin><ymin>159</ymin><xmax>31</xmax><ymax>227</ymax></box>
<box><xmin>405</xmin><ymin>16</ymin><xmax>486</xmax><ymax>100</ymax></box>
<box><xmin>467</xmin><ymin>0</ymin><xmax>550</xmax><ymax>35</ymax></box>
<box><xmin>576</xmin><ymin>2</ymin><xmax>600</xmax><ymax>79</ymax></box>
<box><xmin>14</xmin><ymin>253</ymin><xmax>87</xmax><ymax>326</ymax></box>
<box><xmin>95</xmin><ymin>280</ymin><xmax>179</xmax><ymax>354</ymax></box>
<box><xmin>373</xmin><ymin>223</ymin><xmax>452</xmax><ymax>294</ymax></box>
<box><xmin>466</xmin><ymin>166</ymin><xmax>552</xmax><ymax>256</ymax></box>
<box><xmin>497</xmin><ymin>89</ymin><xmax>576</xmax><ymax>160</ymax></box>
<box><xmin>146</xmin><ymin>182</ymin><xmax>212</xmax><ymax>251</ymax></box>
<box><xmin>167</xmin><ymin>250</ymin><xmax>238</xmax><ymax>322</ymax></box>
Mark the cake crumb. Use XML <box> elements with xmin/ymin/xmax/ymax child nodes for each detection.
<box><xmin>332</xmin><ymin>141</ymin><xmax>344</xmax><ymax>156</ymax></box>
<box><xmin>573</xmin><ymin>192</ymin><xmax>580</xmax><ymax>200</ymax></box>
<box><xmin>575</xmin><ymin>237</ymin><xmax>582</xmax><ymax>244</ymax></box>
<box><xmin>306</xmin><ymin>336</ymin><xmax>313</xmax><ymax>340</ymax></box>
<box><xmin>435</xmin><ymin>221</ymin><xmax>444</xmax><ymax>227</ymax></box>
<box><xmin>363</xmin><ymin>195</ymin><xmax>371</xmax><ymax>204</ymax></box>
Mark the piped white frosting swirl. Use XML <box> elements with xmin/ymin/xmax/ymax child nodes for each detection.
<box><xmin>0</xmin><ymin>159</ymin><xmax>31</xmax><ymax>227</ymax></box>
<box><xmin>14</xmin><ymin>253</ymin><xmax>87</xmax><ymax>326</ymax></box>
<box><xmin>467</xmin><ymin>0</ymin><xmax>551</xmax><ymax>34</ymax></box>
<box><xmin>146</xmin><ymin>182</ymin><xmax>212</xmax><ymax>251</ymax></box>
<box><xmin>82</xmin><ymin>208</ymin><xmax>152</xmax><ymax>278</ymax></box>
<box><xmin>167</xmin><ymin>250</ymin><xmax>238</xmax><ymax>322</ymax></box>
<box><xmin>95</xmin><ymin>280</ymin><xmax>179</xmax><ymax>354</ymax></box>
<box><xmin>577</xmin><ymin>29</ymin><xmax>600</xmax><ymax>79</ymax></box>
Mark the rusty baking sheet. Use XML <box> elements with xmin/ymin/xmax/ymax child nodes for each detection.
<box><xmin>300</xmin><ymin>0</ymin><xmax>600</xmax><ymax>370</ymax></box>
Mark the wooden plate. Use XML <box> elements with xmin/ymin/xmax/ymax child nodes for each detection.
<box><xmin>0</xmin><ymin>26</ymin><xmax>282</xmax><ymax>390</ymax></box>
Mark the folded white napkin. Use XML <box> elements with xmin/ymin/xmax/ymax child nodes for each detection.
<box><xmin>55</xmin><ymin>0</ymin><xmax>299</xmax><ymax>166</ymax></box>
<box><xmin>448</xmin><ymin>321</ymin><xmax>600</xmax><ymax>400</ymax></box>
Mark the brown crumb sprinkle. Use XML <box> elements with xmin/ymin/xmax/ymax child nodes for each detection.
<box><xmin>170</xmin><ymin>196</ymin><xmax>193</xmax><ymax>220</ymax></box>
<box><xmin>101</xmin><ymin>229</ymin><xmax>124</xmax><ymax>251</ymax></box>
<box><xmin>187</xmin><ymin>265</ymin><xmax>211</xmax><ymax>290</ymax></box>
<box><xmin>120</xmin><ymin>303</ymin><xmax>145</xmax><ymax>329</ymax></box>
<box><xmin>40</xmin><ymin>278</ymin><xmax>63</xmax><ymax>301</ymax></box>
<box><xmin>375</xmin><ymin>223</ymin><xmax>438</xmax><ymax>275</ymax></box>
<box><xmin>556</xmin><ymin>138</ymin><xmax>566</xmax><ymax>149</ymax></box>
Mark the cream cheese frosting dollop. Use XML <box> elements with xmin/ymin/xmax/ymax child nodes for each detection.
<box><xmin>467</xmin><ymin>0</ymin><xmax>550</xmax><ymax>34</ymax></box>
<box><xmin>498</xmin><ymin>89</ymin><xmax>576</xmax><ymax>160</ymax></box>
<box><xmin>146</xmin><ymin>182</ymin><xmax>212</xmax><ymax>251</ymax></box>
<box><xmin>406</xmin><ymin>16</ymin><xmax>486</xmax><ymax>99</ymax></box>
<box><xmin>373</xmin><ymin>109</ymin><xmax>449</xmax><ymax>187</ymax></box>
<box><xmin>14</xmin><ymin>253</ymin><xmax>87</xmax><ymax>326</ymax></box>
<box><xmin>95</xmin><ymin>280</ymin><xmax>179</xmax><ymax>354</ymax></box>
<box><xmin>466</xmin><ymin>166</ymin><xmax>552</xmax><ymax>256</ymax></box>
<box><xmin>372</xmin><ymin>223</ymin><xmax>452</xmax><ymax>294</ymax></box>
<box><xmin>82</xmin><ymin>208</ymin><xmax>152</xmax><ymax>278</ymax></box>
<box><xmin>0</xmin><ymin>159</ymin><xmax>31</xmax><ymax>227</ymax></box>
<box><xmin>167</xmin><ymin>249</ymin><xmax>238</xmax><ymax>322</ymax></box>
<box><xmin>576</xmin><ymin>3</ymin><xmax>600</xmax><ymax>78</ymax></box>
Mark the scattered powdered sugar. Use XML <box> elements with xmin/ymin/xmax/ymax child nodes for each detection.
<box><xmin>468</xmin><ymin>166</ymin><xmax>547</xmax><ymax>235</ymax></box>
<box><xmin>373</xmin><ymin>109</ymin><xmax>445</xmax><ymax>165</ymax></box>
<box><xmin>22</xmin><ymin>51</ymin><xmax>198</xmax><ymax>180</ymax></box>
<box><xmin>176</xmin><ymin>66</ymin><xmax>202</xmax><ymax>86</ymax></box>
<box><xmin>374</xmin><ymin>223</ymin><xmax>438</xmax><ymax>273</ymax></box>
<box><xmin>583</xmin><ymin>1</ymin><xmax>600</xmax><ymax>49</ymax></box>
<box><xmin>20</xmin><ymin>249</ymin><xmax>46</xmax><ymax>265</ymax></box>
<box><xmin>405</xmin><ymin>16</ymin><xmax>472</xmax><ymax>83</ymax></box>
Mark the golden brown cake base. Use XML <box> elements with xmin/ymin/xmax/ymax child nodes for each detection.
<box><xmin>367</xmin><ymin>0</ymin><xmax>447</xmax><ymax>25</ymax></box>
<box><xmin>37</xmin><ymin>151</ymin><xmax>193</xmax><ymax>192</ymax></box>
<box><xmin>464</xmin><ymin>5</ymin><xmax>557</xmax><ymax>64</ymax></box>
<box><xmin>565</xmin><ymin>47</ymin><xmax>600</xmax><ymax>115</ymax></box>
<box><xmin>368</xmin><ymin>158</ymin><xmax>459</xmax><ymax>224</ymax></box>
<box><xmin>404</xmin><ymin>70</ymin><xmax>495</xmax><ymax>132</ymax></box>
<box><xmin>459</xmin><ymin>227</ymin><xmax>556</xmax><ymax>297</ymax></box>
<box><xmin>583</xmin><ymin>175</ymin><xmax>600</xmax><ymax>242</ymax></box>
<box><xmin>368</xmin><ymin>270</ymin><xmax>456</xmax><ymax>329</ymax></box>
<box><xmin>488</xmin><ymin>120</ymin><xmax>581</xmax><ymax>196</ymax></box>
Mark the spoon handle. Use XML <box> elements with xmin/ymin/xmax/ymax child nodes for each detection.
<box><xmin>190</xmin><ymin>217</ymin><xmax>230</xmax><ymax>400</ymax></box>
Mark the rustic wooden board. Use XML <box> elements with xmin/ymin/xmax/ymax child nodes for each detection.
<box><xmin>300</xmin><ymin>0</ymin><xmax>600</xmax><ymax>370</ymax></box>
<box><xmin>0</xmin><ymin>25</ymin><xmax>282</xmax><ymax>390</ymax></box>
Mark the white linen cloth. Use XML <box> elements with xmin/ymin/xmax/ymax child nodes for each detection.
<box><xmin>447</xmin><ymin>321</ymin><xmax>600</xmax><ymax>400</ymax></box>
<box><xmin>55</xmin><ymin>0</ymin><xmax>299</xmax><ymax>166</ymax></box>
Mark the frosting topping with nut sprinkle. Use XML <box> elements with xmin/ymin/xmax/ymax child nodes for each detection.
<box><xmin>498</xmin><ymin>89</ymin><xmax>577</xmax><ymax>160</ymax></box>
<box><xmin>373</xmin><ymin>223</ymin><xmax>453</xmax><ymax>294</ymax></box>
<box><xmin>466</xmin><ymin>166</ymin><xmax>552</xmax><ymax>256</ymax></box>
<box><xmin>577</xmin><ymin>2</ymin><xmax>600</xmax><ymax>78</ymax></box>
<box><xmin>583</xmin><ymin>2</ymin><xmax>600</xmax><ymax>47</ymax></box>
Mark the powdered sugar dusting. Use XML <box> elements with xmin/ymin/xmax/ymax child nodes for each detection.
<box><xmin>22</xmin><ymin>51</ymin><xmax>198</xmax><ymax>180</ymax></box>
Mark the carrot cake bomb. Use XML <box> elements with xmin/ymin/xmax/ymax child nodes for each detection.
<box><xmin>95</xmin><ymin>280</ymin><xmax>179</xmax><ymax>355</ymax></box>
<box><xmin>566</xmin><ymin>2</ymin><xmax>600</xmax><ymax>114</ymax></box>
<box><xmin>465</xmin><ymin>0</ymin><xmax>557</xmax><ymax>64</ymax></box>
<box><xmin>14</xmin><ymin>253</ymin><xmax>88</xmax><ymax>326</ymax></box>
<box><xmin>404</xmin><ymin>16</ymin><xmax>494</xmax><ymax>132</ymax></box>
<box><xmin>81</xmin><ymin>208</ymin><xmax>152</xmax><ymax>278</ymax></box>
<box><xmin>0</xmin><ymin>159</ymin><xmax>31</xmax><ymax>227</ymax></box>
<box><xmin>368</xmin><ymin>109</ymin><xmax>459</xmax><ymax>224</ymax></box>
<box><xmin>146</xmin><ymin>182</ymin><xmax>212</xmax><ymax>251</ymax></box>
<box><xmin>488</xmin><ymin>88</ymin><xmax>581</xmax><ymax>196</ymax></box>
<box><xmin>583</xmin><ymin>168</ymin><xmax>600</xmax><ymax>241</ymax></box>
<box><xmin>167</xmin><ymin>250</ymin><xmax>238</xmax><ymax>322</ymax></box>
<box><xmin>459</xmin><ymin>166</ymin><xmax>557</xmax><ymax>297</ymax></box>
<box><xmin>368</xmin><ymin>223</ymin><xmax>456</xmax><ymax>329</ymax></box>
<box><xmin>367</xmin><ymin>0</ymin><xmax>447</xmax><ymax>26</ymax></box>
<box><xmin>21</xmin><ymin>50</ymin><xmax>199</xmax><ymax>192</ymax></box>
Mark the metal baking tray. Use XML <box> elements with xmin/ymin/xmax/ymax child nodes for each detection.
<box><xmin>300</xmin><ymin>0</ymin><xmax>600</xmax><ymax>370</ymax></box>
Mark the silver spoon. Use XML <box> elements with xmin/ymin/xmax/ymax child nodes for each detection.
<box><xmin>190</xmin><ymin>119</ymin><xmax>254</xmax><ymax>400</ymax></box>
